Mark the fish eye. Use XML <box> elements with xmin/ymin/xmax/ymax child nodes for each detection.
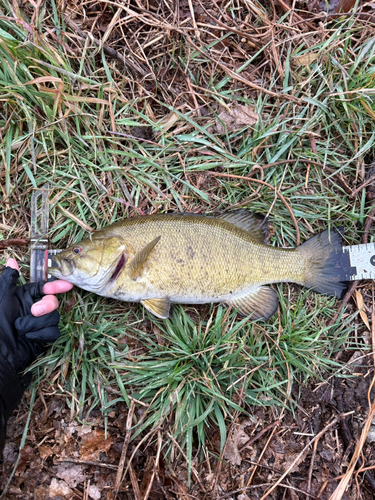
<box><xmin>73</xmin><ymin>246</ymin><xmax>82</xmax><ymax>254</ymax></box>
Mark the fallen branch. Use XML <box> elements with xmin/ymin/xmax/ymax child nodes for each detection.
<box><xmin>0</xmin><ymin>238</ymin><xmax>29</xmax><ymax>249</ymax></box>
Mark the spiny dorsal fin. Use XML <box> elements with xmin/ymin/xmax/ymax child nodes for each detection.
<box><xmin>129</xmin><ymin>235</ymin><xmax>161</xmax><ymax>281</ymax></box>
<box><xmin>141</xmin><ymin>298</ymin><xmax>170</xmax><ymax>319</ymax></box>
<box><xmin>219</xmin><ymin>210</ymin><xmax>268</xmax><ymax>242</ymax></box>
<box><xmin>226</xmin><ymin>286</ymin><xmax>278</xmax><ymax>320</ymax></box>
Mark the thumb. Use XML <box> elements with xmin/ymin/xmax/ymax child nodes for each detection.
<box><xmin>6</xmin><ymin>259</ymin><xmax>20</xmax><ymax>271</ymax></box>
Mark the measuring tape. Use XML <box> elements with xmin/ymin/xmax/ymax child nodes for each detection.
<box><xmin>343</xmin><ymin>243</ymin><xmax>375</xmax><ymax>281</ymax></box>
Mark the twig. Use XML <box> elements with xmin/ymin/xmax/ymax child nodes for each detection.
<box><xmin>239</xmin><ymin>419</ymin><xmax>281</xmax><ymax>452</ymax></box>
<box><xmin>350</xmin><ymin>173</ymin><xmax>375</xmax><ymax>198</ymax></box>
<box><xmin>307</xmin><ymin>438</ymin><xmax>319</xmax><ymax>495</ymax></box>
<box><xmin>336</xmin><ymin>392</ymin><xmax>375</xmax><ymax>492</ymax></box>
<box><xmin>212</xmin><ymin>370</ymin><xmax>249</xmax><ymax>498</ymax></box>
<box><xmin>0</xmin><ymin>238</ymin><xmax>29</xmax><ymax>249</ymax></box>
<box><xmin>166</xmin><ymin>432</ymin><xmax>204</xmax><ymax>488</ymax></box>
<box><xmin>0</xmin><ymin>387</ymin><xmax>37</xmax><ymax>499</ymax></box>
<box><xmin>129</xmin><ymin>463</ymin><xmax>142</xmax><ymax>500</ymax></box>
<box><xmin>275</xmin><ymin>0</ymin><xmax>317</xmax><ymax>30</ymax></box>
<box><xmin>246</xmin><ymin>417</ymin><xmax>281</xmax><ymax>488</ymax></box>
<box><xmin>328</xmin><ymin>280</ymin><xmax>359</xmax><ymax>327</ymax></box>
<box><xmin>329</xmin><ymin>406</ymin><xmax>375</xmax><ymax>498</ymax></box>
<box><xmin>56</xmin><ymin>458</ymin><xmax>118</xmax><ymax>470</ymax></box>
<box><xmin>114</xmin><ymin>399</ymin><xmax>136</xmax><ymax>497</ymax></box>
<box><xmin>327</xmin><ymin>277</ymin><xmax>375</xmax><ymax>499</ymax></box>
<box><xmin>143</xmin><ymin>430</ymin><xmax>162</xmax><ymax>500</ymax></box>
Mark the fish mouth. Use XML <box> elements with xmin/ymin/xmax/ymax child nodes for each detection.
<box><xmin>48</xmin><ymin>255</ymin><xmax>74</xmax><ymax>277</ymax></box>
<box><xmin>109</xmin><ymin>253</ymin><xmax>127</xmax><ymax>282</ymax></box>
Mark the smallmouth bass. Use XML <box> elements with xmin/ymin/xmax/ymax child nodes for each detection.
<box><xmin>49</xmin><ymin>211</ymin><xmax>348</xmax><ymax>320</ymax></box>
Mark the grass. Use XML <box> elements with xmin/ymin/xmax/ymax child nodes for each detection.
<box><xmin>33</xmin><ymin>287</ymin><xmax>354</xmax><ymax>477</ymax></box>
<box><xmin>1</xmin><ymin>0</ymin><xmax>375</xmax><ymax>491</ymax></box>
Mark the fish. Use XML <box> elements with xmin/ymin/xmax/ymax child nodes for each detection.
<box><xmin>49</xmin><ymin>211</ymin><xmax>350</xmax><ymax>320</ymax></box>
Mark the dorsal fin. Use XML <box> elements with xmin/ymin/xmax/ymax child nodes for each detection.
<box><xmin>218</xmin><ymin>210</ymin><xmax>268</xmax><ymax>242</ymax></box>
<box><xmin>129</xmin><ymin>236</ymin><xmax>161</xmax><ymax>281</ymax></box>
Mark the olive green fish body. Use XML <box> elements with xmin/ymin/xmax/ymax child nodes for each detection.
<box><xmin>100</xmin><ymin>216</ymin><xmax>301</xmax><ymax>299</ymax></box>
<box><xmin>50</xmin><ymin>212</ymin><xmax>347</xmax><ymax>320</ymax></box>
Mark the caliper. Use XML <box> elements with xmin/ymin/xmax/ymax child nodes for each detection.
<box><xmin>30</xmin><ymin>184</ymin><xmax>61</xmax><ymax>282</ymax></box>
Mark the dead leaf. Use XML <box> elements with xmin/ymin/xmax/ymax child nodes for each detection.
<box><xmin>56</xmin><ymin>463</ymin><xmax>85</xmax><ymax>488</ymax></box>
<box><xmin>209</xmin><ymin>104</ymin><xmax>258</xmax><ymax>134</ymax></box>
<box><xmin>293</xmin><ymin>52</ymin><xmax>326</xmax><ymax>67</ymax></box>
<box><xmin>158</xmin><ymin>111</ymin><xmax>180</xmax><ymax>132</ymax></box>
<box><xmin>39</xmin><ymin>445</ymin><xmax>54</xmax><ymax>460</ymax></box>
<box><xmin>355</xmin><ymin>290</ymin><xmax>370</xmax><ymax>330</ymax></box>
<box><xmin>63</xmin><ymin>296</ymin><xmax>77</xmax><ymax>313</ymax></box>
<box><xmin>88</xmin><ymin>484</ymin><xmax>101</xmax><ymax>500</ymax></box>
<box><xmin>223</xmin><ymin>423</ymin><xmax>251</xmax><ymax>466</ymax></box>
<box><xmin>80</xmin><ymin>430</ymin><xmax>113</xmax><ymax>460</ymax></box>
<box><xmin>49</xmin><ymin>478</ymin><xmax>73</xmax><ymax>498</ymax></box>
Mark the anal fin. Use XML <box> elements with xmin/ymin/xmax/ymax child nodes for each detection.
<box><xmin>141</xmin><ymin>298</ymin><xmax>171</xmax><ymax>319</ymax></box>
<box><xmin>226</xmin><ymin>286</ymin><xmax>278</xmax><ymax>320</ymax></box>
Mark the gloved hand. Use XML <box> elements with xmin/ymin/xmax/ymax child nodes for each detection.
<box><xmin>0</xmin><ymin>259</ymin><xmax>73</xmax><ymax>456</ymax></box>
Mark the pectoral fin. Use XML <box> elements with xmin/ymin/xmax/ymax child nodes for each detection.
<box><xmin>141</xmin><ymin>298</ymin><xmax>171</xmax><ymax>319</ymax></box>
<box><xmin>129</xmin><ymin>236</ymin><xmax>161</xmax><ymax>281</ymax></box>
<box><xmin>226</xmin><ymin>286</ymin><xmax>278</xmax><ymax>320</ymax></box>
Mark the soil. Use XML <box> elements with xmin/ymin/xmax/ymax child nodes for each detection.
<box><xmin>1</xmin><ymin>345</ymin><xmax>375</xmax><ymax>499</ymax></box>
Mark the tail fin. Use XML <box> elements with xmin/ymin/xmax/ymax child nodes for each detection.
<box><xmin>297</xmin><ymin>228</ymin><xmax>350</xmax><ymax>299</ymax></box>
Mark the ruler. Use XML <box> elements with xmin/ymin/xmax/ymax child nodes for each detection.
<box><xmin>343</xmin><ymin>243</ymin><xmax>375</xmax><ymax>281</ymax></box>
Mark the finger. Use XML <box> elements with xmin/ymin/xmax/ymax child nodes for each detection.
<box><xmin>6</xmin><ymin>258</ymin><xmax>20</xmax><ymax>271</ymax></box>
<box><xmin>31</xmin><ymin>295</ymin><xmax>59</xmax><ymax>316</ymax></box>
<box><xmin>43</xmin><ymin>280</ymin><xmax>74</xmax><ymax>295</ymax></box>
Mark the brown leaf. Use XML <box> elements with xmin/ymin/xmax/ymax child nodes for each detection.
<box><xmin>158</xmin><ymin>111</ymin><xmax>180</xmax><ymax>132</ymax></box>
<box><xmin>56</xmin><ymin>463</ymin><xmax>86</xmax><ymax>488</ymax></box>
<box><xmin>63</xmin><ymin>296</ymin><xmax>77</xmax><ymax>313</ymax></box>
<box><xmin>293</xmin><ymin>52</ymin><xmax>328</xmax><ymax>67</ymax></box>
<box><xmin>223</xmin><ymin>423</ymin><xmax>251</xmax><ymax>466</ymax></box>
<box><xmin>39</xmin><ymin>445</ymin><xmax>54</xmax><ymax>460</ymax></box>
<box><xmin>209</xmin><ymin>104</ymin><xmax>258</xmax><ymax>134</ymax></box>
<box><xmin>80</xmin><ymin>430</ymin><xmax>113</xmax><ymax>460</ymax></box>
<box><xmin>355</xmin><ymin>290</ymin><xmax>370</xmax><ymax>330</ymax></box>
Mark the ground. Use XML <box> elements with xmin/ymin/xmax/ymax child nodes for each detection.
<box><xmin>1</xmin><ymin>0</ymin><xmax>375</xmax><ymax>499</ymax></box>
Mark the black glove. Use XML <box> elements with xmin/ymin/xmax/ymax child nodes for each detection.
<box><xmin>0</xmin><ymin>267</ymin><xmax>61</xmax><ymax>456</ymax></box>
